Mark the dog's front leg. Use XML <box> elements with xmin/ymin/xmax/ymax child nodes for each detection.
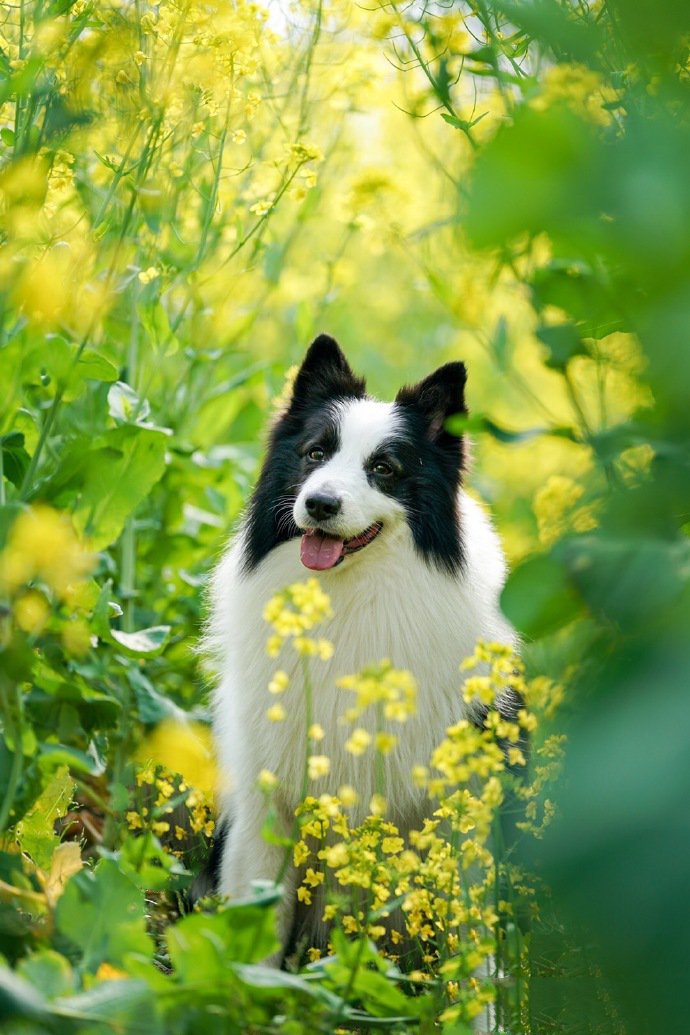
<box><xmin>218</xmin><ymin>795</ymin><xmax>296</xmax><ymax>966</ymax></box>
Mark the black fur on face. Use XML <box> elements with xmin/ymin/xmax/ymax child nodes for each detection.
<box><xmin>241</xmin><ymin>337</ymin><xmax>468</xmax><ymax>575</ymax></box>
<box><xmin>391</xmin><ymin>362</ymin><xmax>468</xmax><ymax>573</ymax></box>
<box><xmin>242</xmin><ymin>335</ymin><xmax>366</xmax><ymax>573</ymax></box>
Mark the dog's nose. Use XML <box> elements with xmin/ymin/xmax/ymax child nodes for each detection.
<box><xmin>305</xmin><ymin>493</ymin><xmax>342</xmax><ymax>522</ymax></box>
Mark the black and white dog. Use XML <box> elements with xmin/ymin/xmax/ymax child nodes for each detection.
<box><xmin>205</xmin><ymin>334</ymin><xmax>517</xmax><ymax>957</ymax></box>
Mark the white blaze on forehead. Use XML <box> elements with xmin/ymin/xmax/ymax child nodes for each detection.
<box><xmin>331</xmin><ymin>398</ymin><xmax>400</xmax><ymax>462</ymax></box>
<box><xmin>293</xmin><ymin>396</ymin><xmax>406</xmax><ymax>538</ymax></box>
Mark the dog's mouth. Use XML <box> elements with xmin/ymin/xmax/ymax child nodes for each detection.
<box><xmin>299</xmin><ymin>522</ymin><xmax>383</xmax><ymax>571</ymax></box>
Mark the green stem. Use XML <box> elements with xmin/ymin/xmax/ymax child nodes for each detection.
<box><xmin>0</xmin><ymin>683</ymin><xmax>24</xmax><ymax>833</ymax></box>
<box><xmin>121</xmin><ymin>286</ymin><xmax>139</xmax><ymax>633</ymax></box>
<box><xmin>19</xmin><ymin>384</ymin><xmax>64</xmax><ymax>500</ymax></box>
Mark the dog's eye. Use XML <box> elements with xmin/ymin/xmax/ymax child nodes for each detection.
<box><xmin>307</xmin><ymin>446</ymin><xmax>325</xmax><ymax>463</ymax></box>
<box><xmin>371</xmin><ymin>460</ymin><xmax>394</xmax><ymax>477</ymax></box>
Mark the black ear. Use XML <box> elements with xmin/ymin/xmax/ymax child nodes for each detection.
<box><xmin>288</xmin><ymin>334</ymin><xmax>366</xmax><ymax>411</ymax></box>
<box><xmin>395</xmin><ymin>362</ymin><xmax>467</xmax><ymax>442</ymax></box>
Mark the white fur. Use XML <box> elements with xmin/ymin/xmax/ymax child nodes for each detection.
<box><xmin>206</xmin><ymin>400</ymin><xmax>515</xmax><ymax>957</ymax></box>
<box><xmin>294</xmin><ymin>399</ymin><xmax>406</xmax><ymax>536</ymax></box>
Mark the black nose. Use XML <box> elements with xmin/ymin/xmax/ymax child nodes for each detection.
<box><xmin>305</xmin><ymin>493</ymin><xmax>341</xmax><ymax>522</ymax></box>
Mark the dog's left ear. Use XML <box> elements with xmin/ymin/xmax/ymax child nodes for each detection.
<box><xmin>395</xmin><ymin>362</ymin><xmax>467</xmax><ymax>443</ymax></box>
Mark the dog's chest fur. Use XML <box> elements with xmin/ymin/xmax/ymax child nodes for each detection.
<box><xmin>209</xmin><ymin>491</ymin><xmax>514</xmax><ymax>827</ymax></box>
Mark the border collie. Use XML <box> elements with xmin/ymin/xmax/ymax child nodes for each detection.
<box><xmin>205</xmin><ymin>334</ymin><xmax>517</xmax><ymax>960</ymax></box>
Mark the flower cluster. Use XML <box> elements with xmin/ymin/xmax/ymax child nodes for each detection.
<box><xmin>533</xmin><ymin>474</ymin><xmax>599</xmax><ymax>547</ymax></box>
<box><xmin>0</xmin><ymin>506</ymin><xmax>95</xmax><ymax>651</ymax></box>
<box><xmin>258</xmin><ymin>585</ymin><xmax>564</xmax><ymax>1022</ymax></box>
<box><xmin>531</xmin><ymin>62</ymin><xmax>620</xmax><ymax>126</ymax></box>
<box><xmin>263</xmin><ymin>577</ymin><xmax>334</xmax><ymax>658</ymax></box>
<box><xmin>128</xmin><ymin>720</ymin><xmax>217</xmax><ymax>846</ymax></box>
<box><xmin>337</xmin><ymin>660</ymin><xmax>417</xmax><ymax>724</ymax></box>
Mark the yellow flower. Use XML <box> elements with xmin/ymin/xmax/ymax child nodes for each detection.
<box><xmin>382</xmin><ymin>836</ymin><xmax>404</xmax><ymax>854</ymax></box>
<box><xmin>96</xmin><ymin>963</ymin><xmax>127</xmax><ymax>982</ymax></box>
<box><xmin>344</xmin><ymin>728</ymin><xmax>371</xmax><ymax>755</ymax></box>
<box><xmin>258</xmin><ymin>769</ymin><xmax>278</xmax><ymax>792</ymax></box>
<box><xmin>136</xmin><ymin>720</ymin><xmax>217</xmax><ymax>799</ymax></box>
<box><xmin>14</xmin><ymin>591</ymin><xmax>50</xmax><ymax>634</ymax></box>
<box><xmin>266</xmin><ymin>634</ymin><xmax>283</xmax><ymax>657</ymax></box>
<box><xmin>303</xmin><ymin>867</ymin><xmax>324</xmax><ymax>887</ymax></box>
<box><xmin>293</xmin><ymin>840</ymin><xmax>309</xmax><ymax>866</ymax></box>
<box><xmin>316</xmin><ymin>638</ymin><xmax>334</xmax><ymax>660</ymax></box>
<box><xmin>266</xmin><ymin>703</ymin><xmax>286</xmax><ymax>722</ymax></box>
<box><xmin>337</xmin><ymin>784</ymin><xmax>359</xmax><ymax>807</ymax></box>
<box><xmin>369</xmin><ymin>793</ymin><xmax>387</xmax><ymax>817</ymax></box>
<box><xmin>338</xmin><ymin>661</ymin><xmax>416</xmax><ymax>722</ymax></box>
<box><xmin>374</xmin><ymin>731</ymin><xmax>397</xmax><ymax>755</ymax></box>
<box><xmin>268</xmin><ymin>670</ymin><xmax>289</xmax><ymax>694</ymax></box>
<box><xmin>138</xmin><ymin>266</ymin><xmax>159</xmax><ymax>285</ymax></box>
<box><xmin>1</xmin><ymin>506</ymin><xmax>93</xmax><ymax>597</ymax></box>
<box><xmin>322</xmin><ymin>842</ymin><xmax>348</xmax><ymax>868</ymax></box>
<box><xmin>126</xmin><ymin>811</ymin><xmax>143</xmax><ymax>830</ymax></box>
<box><xmin>62</xmin><ymin>618</ymin><xmax>92</xmax><ymax>656</ymax></box>
<box><xmin>308</xmin><ymin>723</ymin><xmax>325</xmax><ymax>741</ymax></box>
<box><xmin>308</xmin><ymin>755</ymin><xmax>330</xmax><ymax>780</ymax></box>
<box><xmin>296</xmin><ymin>886</ymin><xmax>312</xmax><ymax>905</ymax></box>
<box><xmin>533</xmin><ymin>474</ymin><xmax>598</xmax><ymax>547</ymax></box>
<box><xmin>531</xmin><ymin>62</ymin><xmax>619</xmax><ymax>125</ymax></box>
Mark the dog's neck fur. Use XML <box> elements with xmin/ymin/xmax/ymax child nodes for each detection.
<box><xmin>208</xmin><ymin>489</ymin><xmax>514</xmax><ymax>828</ymax></box>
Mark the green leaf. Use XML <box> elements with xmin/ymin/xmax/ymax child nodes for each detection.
<box><xmin>501</xmin><ymin>551</ymin><xmax>584</xmax><ymax>639</ymax></box>
<box><xmin>111</xmin><ymin>625</ymin><xmax>171</xmax><ymax>656</ymax></box>
<box><xmin>530</xmin><ymin>260</ymin><xmax>625</xmax><ymax>338</ymax></box>
<box><xmin>54</xmin><ymin>979</ymin><xmax>161</xmax><ymax>1033</ymax></box>
<box><xmin>55</xmin><ymin>858</ymin><xmax>153</xmax><ymax>971</ymax></box>
<box><xmin>536</xmin><ymin>323</ymin><xmax>587</xmax><ymax>370</ymax></box>
<box><xmin>38</xmin><ymin>743</ymin><xmax>106</xmax><ymax>777</ymax></box>
<box><xmin>446</xmin><ymin>413</ymin><xmax>575</xmax><ymax>445</ymax></box>
<box><xmin>440</xmin><ymin>110</ymin><xmax>488</xmax><ymax>133</ymax></box>
<box><xmin>231</xmin><ymin>963</ymin><xmax>344</xmax><ymax>1010</ymax></box>
<box><xmin>0</xmin><ymin>432</ymin><xmax>31</xmax><ymax>487</ymax></box>
<box><xmin>0</xmin><ymin>966</ymin><xmax>50</xmax><ymax>1023</ymax></box>
<box><xmin>17</xmin><ymin>951</ymin><xmax>74</xmax><ymax>1000</ymax></box>
<box><xmin>324</xmin><ymin>931</ymin><xmax>426</xmax><ymax>1020</ymax></box>
<box><xmin>127</xmin><ymin>668</ymin><xmax>187</xmax><ymax>723</ymax></box>
<box><xmin>167</xmin><ymin>896</ymin><xmax>280</xmax><ymax>975</ymax></box>
<box><xmin>466</xmin><ymin>105</ymin><xmax>599</xmax><ymax>249</ymax></box>
<box><xmin>15</xmin><ymin>767</ymin><xmax>74</xmax><ymax>870</ymax></box>
<box><xmin>70</xmin><ymin>426</ymin><xmax>168</xmax><ymax>549</ymax></box>
<box><xmin>22</xmin><ymin>340</ymin><xmax>117</xmax><ymax>400</ymax></box>
<box><xmin>116</xmin><ymin>834</ymin><xmax>189</xmax><ymax>892</ymax></box>
<box><xmin>562</xmin><ymin>536</ymin><xmax>690</xmax><ymax>628</ymax></box>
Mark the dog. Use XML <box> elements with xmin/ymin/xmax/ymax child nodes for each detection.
<box><xmin>204</xmin><ymin>333</ymin><xmax>518</xmax><ymax>961</ymax></box>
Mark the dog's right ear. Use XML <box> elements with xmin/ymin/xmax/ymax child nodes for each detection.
<box><xmin>286</xmin><ymin>334</ymin><xmax>366</xmax><ymax>411</ymax></box>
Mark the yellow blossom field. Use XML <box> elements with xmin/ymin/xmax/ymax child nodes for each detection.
<box><xmin>1</xmin><ymin>1</ymin><xmax>689</xmax><ymax>1033</ymax></box>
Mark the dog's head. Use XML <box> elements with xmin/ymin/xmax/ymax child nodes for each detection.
<box><xmin>243</xmin><ymin>335</ymin><xmax>467</xmax><ymax>575</ymax></box>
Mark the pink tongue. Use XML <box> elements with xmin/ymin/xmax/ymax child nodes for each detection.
<box><xmin>300</xmin><ymin>531</ymin><xmax>345</xmax><ymax>570</ymax></box>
